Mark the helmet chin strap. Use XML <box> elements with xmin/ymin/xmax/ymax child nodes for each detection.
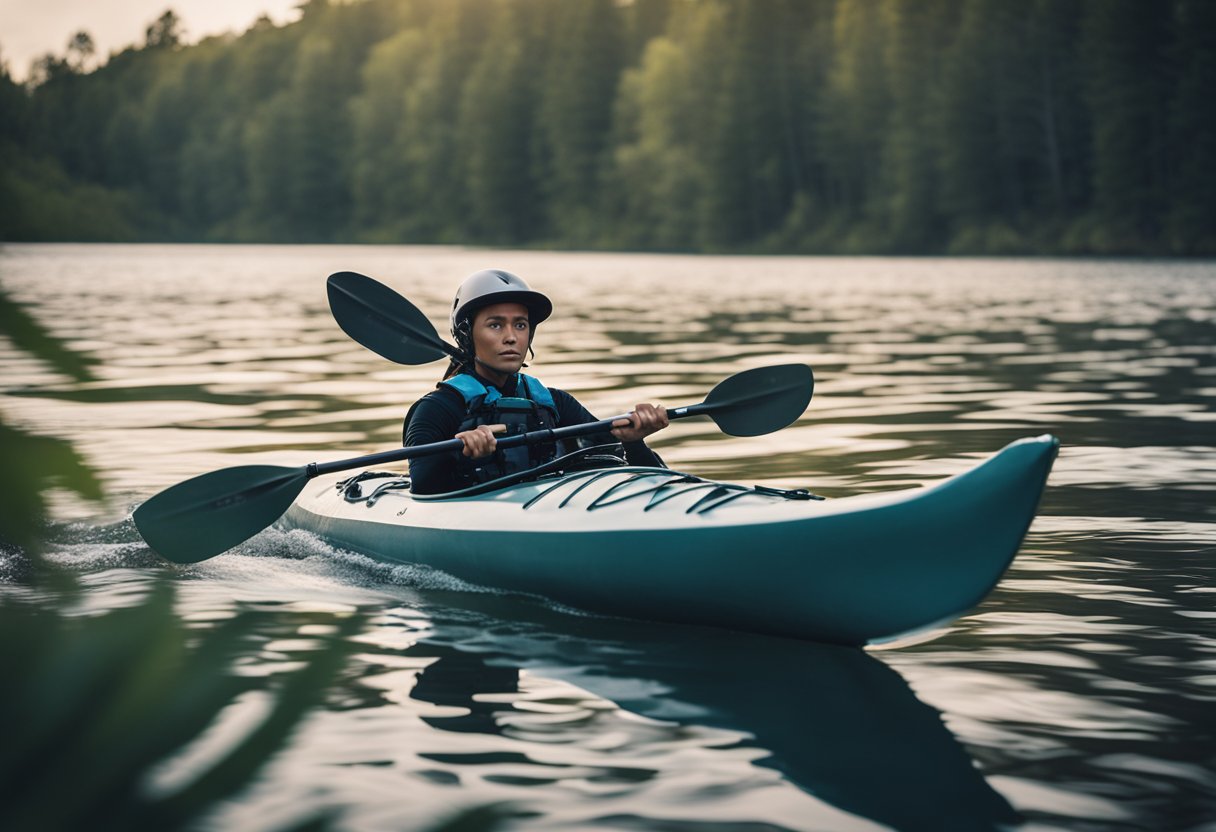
<box><xmin>472</xmin><ymin>353</ymin><xmax>499</xmax><ymax>373</ymax></box>
<box><xmin>455</xmin><ymin>319</ymin><xmax>537</xmax><ymax>374</ymax></box>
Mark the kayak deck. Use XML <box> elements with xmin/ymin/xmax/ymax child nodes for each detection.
<box><xmin>517</xmin><ymin>468</ymin><xmax>821</xmax><ymax>513</ymax></box>
<box><xmin>281</xmin><ymin>435</ymin><xmax>1059</xmax><ymax>645</ymax></box>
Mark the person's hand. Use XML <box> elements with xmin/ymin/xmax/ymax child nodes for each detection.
<box><xmin>612</xmin><ymin>403</ymin><xmax>668</xmax><ymax>443</ymax></box>
<box><xmin>456</xmin><ymin>424</ymin><xmax>500</xmax><ymax>458</ymax></box>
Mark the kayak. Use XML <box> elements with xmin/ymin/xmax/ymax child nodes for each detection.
<box><xmin>280</xmin><ymin>434</ymin><xmax>1058</xmax><ymax>645</ymax></box>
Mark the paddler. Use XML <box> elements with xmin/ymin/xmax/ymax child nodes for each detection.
<box><xmin>404</xmin><ymin>269</ymin><xmax>669</xmax><ymax>494</ymax></box>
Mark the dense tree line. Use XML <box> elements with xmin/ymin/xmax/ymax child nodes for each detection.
<box><xmin>1</xmin><ymin>0</ymin><xmax>1212</xmax><ymax>254</ymax></box>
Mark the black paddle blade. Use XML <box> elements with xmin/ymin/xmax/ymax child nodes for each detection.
<box><xmin>133</xmin><ymin>465</ymin><xmax>310</xmax><ymax>563</ymax></box>
<box><xmin>703</xmin><ymin>363</ymin><xmax>814</xmax><ymax>436</ymax></box>
<box><xmin>327</xmin><ymin>271</ymin><xmax>454</xmax><ymax>365</ymax></box>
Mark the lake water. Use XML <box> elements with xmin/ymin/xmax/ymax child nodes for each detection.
<box><xmin>1</xmin><ymin>244</ymin><xmax>1213</xmax><ymax>831</ymax></box>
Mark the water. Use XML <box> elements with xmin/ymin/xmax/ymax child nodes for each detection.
<box><xmin>2</xmin><ymin>244</ymin><xmax>1214</xmax><ymax>831</ymax></box>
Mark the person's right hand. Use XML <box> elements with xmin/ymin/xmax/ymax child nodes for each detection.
<box><xmin>456</xmin><ymin>424</ymin><xmax>500</xmax><ymax>458</ymax></box>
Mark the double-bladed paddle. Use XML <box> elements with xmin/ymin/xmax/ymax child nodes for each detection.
<box><xmin>327</xmin><ymin>271</ymin><xmax>457</xmax><ymax>365</ymax></box>
<box><xmin>134</xmin><ymin>363</ymin><xmax>813</xmax><ymax>564</ymax></box>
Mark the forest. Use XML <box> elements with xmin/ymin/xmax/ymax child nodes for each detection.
<box><xmin>1</xmin><ymin>0</ymin><xmax>1213</xmax><ymax>255</ymax></box>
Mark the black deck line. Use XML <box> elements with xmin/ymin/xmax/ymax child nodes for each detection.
<box><xmin>643</xmin><ymin>482</ymin><xmax>722</xmax><ymax>512</ymax></box>
<box><xmin>558</xmin><ymin>470</ymin><xmax>629</xmax><ymax>509</ymax></box>
<box><xmin>693</xmin><ymin>488</ymin><xmax>760</xmax><ymax>514</ymax></box>
<box><xmin>585</xmin><ymin>472</ymin><xmax>671</xmax><ymax>510</ymax></box>
<box><xmin>586</xmin><ymin>473</ymin><xmax>700</xmax><ymax>511</ymax></box>
<box><xmin>685</xmin><ymin>484</ymin><xmax>750</xmax><ymax>514</ymax></box>
<box><xmin>519</xmin><ymin>468</ymin><xmax>621</xmax><ymax>510</ymax></box>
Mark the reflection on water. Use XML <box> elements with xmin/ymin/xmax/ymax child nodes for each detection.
<box><xmin>400</xmin><ymin>597</ymin><xmax>1018</xmax><ymax>832</ymax></box>
<box><xmin>2</xmin><ymin>244</ymin><xmax>1214</xmax><ymax>829</ymax></box>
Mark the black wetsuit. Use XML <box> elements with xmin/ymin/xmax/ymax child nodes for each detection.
<box><xmin>404</xmin><ymin>370</ymin><xmax>665</xmax><ymax>494</ymax></box>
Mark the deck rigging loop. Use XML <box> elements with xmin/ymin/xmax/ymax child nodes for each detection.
<box><xmin>518</xmin><ymin>468</ymin><xmax>821</xmax><ymax>514</ymax></box>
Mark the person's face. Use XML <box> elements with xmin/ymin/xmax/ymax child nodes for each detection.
<box><xmin>472</xmin><ymin>302</ymin><xmax>531</xmax><ymax>378</ymax></box>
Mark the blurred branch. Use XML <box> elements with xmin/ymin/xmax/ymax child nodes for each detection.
<box><xmin>0</xmin><ymin>287</ymin><xmax>94</xmax><ymax>383</ymax></box>
<box><xmin>0</xmin><ymin>230</ymin><xmax>504</xmax><ymax>832</ymax></box>
<box><xmin>0</xmin><ymin>590</ymin><xmax>364</xmax><ymax>831</ymax></box>
<box><xmin>0</xmin><ymin>420</ymin><xmax>102</xmax><ymax>554</ymax></box>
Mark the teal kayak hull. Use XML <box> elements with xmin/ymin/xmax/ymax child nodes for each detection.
<box><xmin>281</xmin><ymin>435</ymin><xmax>1058</xmax><ymax>645</ymax></box>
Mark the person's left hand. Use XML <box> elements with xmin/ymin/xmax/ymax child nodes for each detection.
<box><xmin>612</xmin><ymin>403</ymin><xmax>669</xmax><ymax>443</ymax></box>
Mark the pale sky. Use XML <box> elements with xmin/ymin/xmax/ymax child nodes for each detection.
<box><xmin>0</xmin><ymin>0</ymin><xmax>301</xmax><ymax>79</ymax></box>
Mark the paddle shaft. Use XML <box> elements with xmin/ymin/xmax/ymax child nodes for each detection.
<box><xmin>305</xmin><ymin>406</ymin><xmax>710</xmax><ymax>478</ymax></box>
<box><xmin>134</xmin><ymin>361</ymin><xmax>808</xmax><ymax>563</ymax></box>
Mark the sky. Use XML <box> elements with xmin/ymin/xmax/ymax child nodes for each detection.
<box><xmin>0</xmin><ymin>0</ymin><xmax>301</xmax><ymax>79</ymax></box>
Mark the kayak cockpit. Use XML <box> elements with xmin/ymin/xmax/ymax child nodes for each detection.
<box><xmin>333</xmin><ymin>463</ymin><xmax>824</xmax><ymax>516</ymax></box>
<box><xmin>328</xmin><ymin>433</ymin><xmax>827</xmax><ymax>516</ymax></box>
<box><xmin>332</xmin><ymin>443</ymin><xmax>628</xmax><ymax>504</ymax></box>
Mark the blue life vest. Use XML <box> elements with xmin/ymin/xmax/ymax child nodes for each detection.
<box><xmin>441</xmin><ymin>373</ymin><xmax>560</xmax><ymax>485</ymax></box>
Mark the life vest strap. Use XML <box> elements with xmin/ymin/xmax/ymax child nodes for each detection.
<box><xmin>440</xmin><ymin>373</ymin><xmax>558</xmax><ymax>419</ymax></box>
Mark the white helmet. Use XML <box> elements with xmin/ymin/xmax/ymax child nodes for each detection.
<box><xmin>449</xmin><ymin>269</ymin><xmax>553</xmax><ymax>338</ymax></box>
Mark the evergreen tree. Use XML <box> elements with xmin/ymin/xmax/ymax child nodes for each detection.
<box><xmin>396</xmin><ymin>0</ymin><xmax>488</xmax><ymax>239</ymax></box>
<box><xmin>612</xmin><ymin>30</ymin><xmax>707</xmax><ymax>249</ymax></box>
<box><xmin>145</xmin><ymin>10</ymin><xmax>184</xmax><ymax>50</ymax></box>
<box><xmin>66</xmin><ymin>31</ymin><xmax>95</xmax><ymax>73</ymax></box>
<box><xmin>1166</xmin><ymin>0</ymin><xmax>1216</xmax><ymax>252</ymax></box>
<box><xmin>818</xmin><ymin>0</ymin><xmax>891</xmax><ymax>232</ymax></box>
<box><xmin>245</xmin><ymin>35</ymin><xmax>352</xmax><ymax>241</ymax></box>
<box><xmin>243</xmin><ymin>92</ymin><xmax>295</xmax><ymax>239</ymax></box>
<box><xmin>1029</xmin><ymin>0</ymin><xmax>1090</xmax><ymax>219</ymax></box>
<box><xmin>0</xmin><ymin>51</ymin><xmax>28</xmax><ymax>145</ymax></box>
<box><xmin>290</xmin><ymin>36</ymin><xmax>355</xmax><ymax>240</ymax></box>
<box><xmin>538</xmin><ymin>0</ymin><xmax>624</xmax><ymax>242</ymax></box>
<box><xmin>350</xmin><ymin>27</ymin><xmax>430</xmax><ymax>237</ymax></box>
<box><xmin>3</xmin><ymin>0</ymin><xmax>1209</xmax><ymax>254</ymax></box>
<box><xmin>873</xmin><ymin>0</ymin><xmax>954</xmax><ymax>251</ymax></box>
<box><xmin>937</xmin><ymin>0</ymin><xmax>1011</xmax><ymax>224</ymax></box>
<box><xmin>458</xmin><ymin>1</ymin><xmax>543</xmax><ymax>243</ymax></box>
<box><xmin>138</xmin><ymin>57</ymin><xmax>195</xmax><ymax>219</ymax></box>
<box><xmin>934</xmin><ymin>0</ymin><xmax>1075</xmax><ymax>251</ymax></box>
<box><xmin>697</xmin><ymin>1</ymin><xmax>808</xmax><ymax>247</ymax></box>
<box><xmin>1081</xmin><ymin>0</ymin><xmax>1174</xmax><ymax>249</ymax></box>
<box><xmin>624</xmin><ymin>0</ymin><xmax>674</xmax><ymax>65</ymax></box>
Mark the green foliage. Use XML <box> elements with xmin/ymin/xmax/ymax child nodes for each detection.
<box><xmin>0</xmin><ymin>143</ymin><xmax>147</xmax><ymax>241</ymax></box>
<box><xmin>0</xmin><ymin>421</ymin><xmax>102</xmax><ymax>555</ymax></box>
<box><xmin>0</xmin><ymin>286</ymin><xmax>366</xmax><ymax>832</ymax></box>
<box><xmin>145</xmin><ymin>10</ymin><xmax>185</xmax><ymax>50</ymax></box>
<box><xmin>698</xmin><ymin>1</ymin><xmax>802</xmax><ymax>247</ymax></box>
<box><xmin>249</xmin><ymin>36</ymin><xmax>355</xmax><ymax>241</ymax></box>
<box><xmin>538</xmin><ymin>0</ymin><xmax>624</xmax><ymax>242</ymax></box>
<box><xmin>1165</xmin><ymin>0</ymin><xmax>1216</xmax><ymax>253</ymax></box>
<box><xmin>350</xmin><ymin>27</ymin><xmax>429</xmax><ymax>238</ymax></box>
<box><xmin>874</xmin><ymin>0</ymin><xmax>951</xmax><ymax>249</ymax></box>
<box><xmin>0</xmin><ymin>289</ymin><xmax>98</xmax><ymax>555</ymax></box>
<box><xmin>0</xmin><ymin>203</ymin><xmax>508</xmax><ymax>832</ymax></box>
<box><xmin>0</xmin><ymin>589</ymin><xmax>362</xmax><ymax>831</ymax></box>
<box><xmin>4</xmin><ymin>0</ymin><xmax>1214</xmax><ymax>254</ymax></box>
<box><xmin>1081</xmin><ymin>0</ymin><xmax>1173</xmax><ymax>249</ymax></box>
<box><xmin>819</xmin><ymin>0</ymin><xmax>891</xmax><ymax>229</ymax></box>
<box><xmin>0</xmin><ymin>338</ymin><xmax>95</xmax><ymax>564</ymax></box>
<box><xmin>0</xmin><ymin>60</ymin><xmax>28</xmax><ymax>143</ymax></box>
<box><xmin>613</xmin><ymin>34</ymin><xmax>708</xmax><ymax>249</ymax></box>
<box><xmin>0</xmin><ymin>288</ymin><xmax>357</xmax><ymax>830</ymax></box>
<box><xmin>0</xmin><ymin>287</ymin><xmax>94</xmax><ymax>385</ymax></box>
<box><xmin>397</xmin><ymin>0</ymin><xmax>489</xmax><ymax>240</ymax></box>
<box><xmin>458</xmin><ymin>1</ymin><xmax>544</xmax><ymax>243</ymax></box>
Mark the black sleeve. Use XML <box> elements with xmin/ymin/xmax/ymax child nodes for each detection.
<box><xmin>404</xmin><ymin>388</ymin><xmax>467</xmax><ymax>494</ymax></box>
<box><xmin>551</xmin><ymin>389</ymin><xmax>666</xmax><ymax>469</ymax></box>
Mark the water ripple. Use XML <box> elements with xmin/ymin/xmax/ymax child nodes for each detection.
<box><xmin>3</xmin><ymin>245</ymin><xmax>1214</xmax><ymax>830</ymax></box>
